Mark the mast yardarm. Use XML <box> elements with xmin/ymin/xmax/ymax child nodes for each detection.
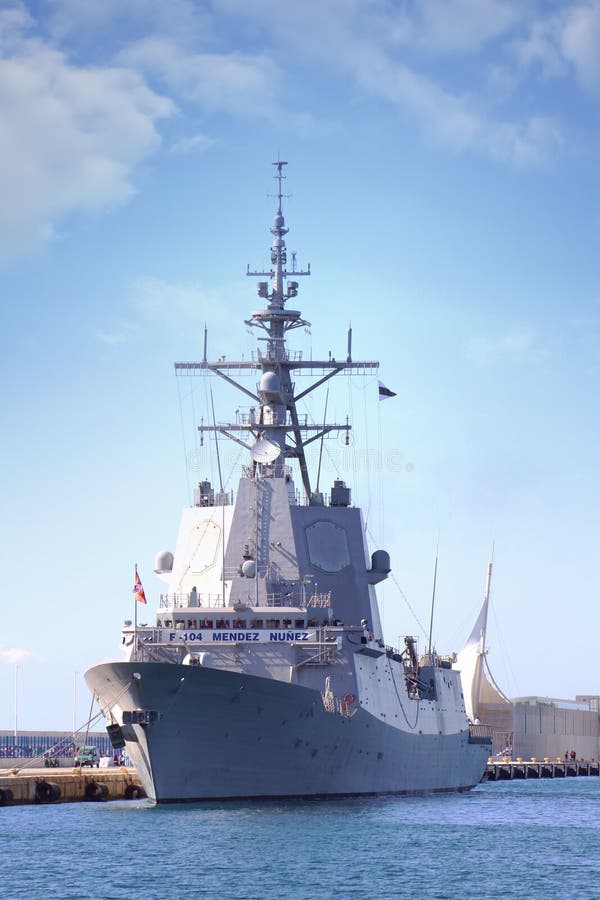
<box><xmin>175</xmin><ymin>161</ymin><xmax>378</xmax><ymax>502</ymax></box>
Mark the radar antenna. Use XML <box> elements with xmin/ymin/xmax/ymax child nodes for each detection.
<box><xmin>175</xmin><ymin>162</ymin><xmax>379</xmax><ymax>502</ymax></box>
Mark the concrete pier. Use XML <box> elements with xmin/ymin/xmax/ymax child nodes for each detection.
<box><xmin>0</xmin><ymin>767</ymin><xmax>145</xmax><ymax>805</ymax></box>
<box><xmin>484</xmin><ymin>758</ymin><xmax>600</xmax><ymax>781</ymax></box>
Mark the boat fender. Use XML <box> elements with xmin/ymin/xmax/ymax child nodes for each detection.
<box><xmin>85</xmin><ymin>781</ymin><xmax>109</xmax><ymax>801</ymax></box>
<box><xmin>0</xmin><ymin>787</ymin><xmax>13</xmax><ymax>805</ymax></box>
<box><xmin>35</xmin><ymin>780</ymin><xmax>61</xmax><ymax>803</ymax></box>
<box><xmin>124</xmin><ymin>783</ymin><xmax>146</xmax><ymax>800</ymax></box>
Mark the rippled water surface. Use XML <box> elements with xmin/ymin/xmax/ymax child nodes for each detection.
<box><xmin>2</xmin><ymin>779</ymin><xmax>600</xmax><ymax>898</ymax></box>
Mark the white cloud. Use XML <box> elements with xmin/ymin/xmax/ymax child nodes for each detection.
<box><xmin>560</xmin><ymin>1</ymin><xmax>600</xmax><ymax>93</ymax></box>
<box><xmin>408</xmin><ymin>0</ymin><xmax>521</xmax><ymax>54</ymax></box>
<box><xmin>169</xmin><ymin>133</ymin><xmax>218</xmax><ymax>155</ymax></box>
<box><xmin>511</xmin><ymin>17</ymin><xmax>566</xmax><ymax>79</ymax></box>
<box><xmin>465</xmin><ymin>329</ymin><xmax>542</xmax><ymax>364</ymax></box>
<box><xmin>510</xmin><ymin>2</ymin><xmax>600</xmax><ymax>94</ymax></box>
<box><xmin>128</xmin><ymin>276</ymin><xmax>241</xmax><ymax>334</ymax></box>
<box><xmin>120</xmin><ymin>38</ymin><xmax>284</xmax><ymax>121</ymax></box>
<box><xmin>96</xmin><ymin>321</ymin><xmax>140</xmax><ymax>346</ymax></box>
<box><xmin>0</xmin><ymin>4</ymin><xmax>33</xmax><ymax>48</ymax></box>
<box><xmin>0</xmin><ymin>13</ymin><xmax>174</xmax><ymax>263</ymax></box>
<box><xmin>212</xmin><ymin>0</ymin><xmax>565</xmax><ymax>165</ymax></box>
<box><xmin>0</xmin><ymin>647</ymin><xmax>32</xmax><ymax>665</ymax></box>
<box><xmin>0</xmin><ymin>0</ymin><xmax>591</xmax><ymax>267</ymax></box>
<box><xmin>94</xmin><ymin>276</ymin><xmax>245</xmax><ymax>347</ymax></box>
<box><xmin>352</xmin><ymin>49</ymin><xmax>563</xmax><ymax>165</ymax></box>
<box><xmin>43</xmin><ymin>0</ymin><xmax>210</xmax><ymax>47</ymax></box>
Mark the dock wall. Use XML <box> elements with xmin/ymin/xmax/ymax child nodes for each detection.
<box><xmin>0</xmin><ymin>768</ymin><xmax>144</xmax><ymax>806</ymax></box>
<box><xmin>512</xmin><ymin>705</ymin><xmax>600</xmax><ymax>761</ymax></box>
<box><xmin>485</xmin><ymin>759</ymin><xmax>600</xmax><ymax>781</ymax></box>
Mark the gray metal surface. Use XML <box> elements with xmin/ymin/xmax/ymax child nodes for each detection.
<box><xmin>86</xmin><ymin>162</ymin><xmax>491</xmax><ymax>802</ymax></box>
<box><xmin>86</xmin><ymin>661</ymin><xmax>489</xmax><ymax>802</ymax></box>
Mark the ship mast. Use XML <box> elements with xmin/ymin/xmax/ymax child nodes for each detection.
<box><xmin>246</xmin><ymin>160</ymin><xmax>309</xmax><ymax>358</ymax></box>
<box><xmin>174</xmin><ymin>161</ymin><xmax>378</xmax><ymax>502</ymax></box>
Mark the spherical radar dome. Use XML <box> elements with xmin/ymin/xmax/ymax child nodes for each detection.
<box><xmin>371</xmin><ymin>550</ymin><xmax>391</xmax><ymax>573</ymax></box>
<box><xmin>241</xmin><ymin>559</ymin><xmax>256</xmax><ymax>578</ymax></box>
<box><xmin>259</xmin><ymin>371</ymin><xmax>281</xmax><ymax>401</ymax></box>
<box><xmin>154</xmin><ymin>550</ymin><xmax>174</xmax><ymax>574</ymax></box>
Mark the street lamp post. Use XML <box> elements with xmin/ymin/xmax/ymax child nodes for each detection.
<box><xmin>73</xmin><ymin>671</ymin><xmax>78</xmax><ymax>739</ymax></box>
<box><xmin>13</xmin><ymin>665</ymin><xmax>19</xmax><ymax>740</ymax></box>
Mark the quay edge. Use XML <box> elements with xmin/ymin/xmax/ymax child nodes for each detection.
<box><xmin>484</xmin><ymin>759</ymin><xmax>600</xmax><ymax>781</ymax></box>
<box><xmin>0</xmin><ymin>768</ymin><xmax>144</xmax><ymax>806</ymax></box>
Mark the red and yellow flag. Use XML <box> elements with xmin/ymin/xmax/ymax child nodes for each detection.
<box><xmin>133</xmin><ymin>565</ymin><xmax>147</xmax><ymax>604</ymax></box>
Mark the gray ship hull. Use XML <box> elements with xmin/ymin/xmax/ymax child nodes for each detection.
<box><xmin>86</xmin><ymin>661</ymin><xmax>490</xmax><ymax>803</ymax></box>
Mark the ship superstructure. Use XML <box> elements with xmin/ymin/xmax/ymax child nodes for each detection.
<box><xmin>85</xmin><ymin>163</ymin><xmax>491</xmax><ymax>801</ymax></box>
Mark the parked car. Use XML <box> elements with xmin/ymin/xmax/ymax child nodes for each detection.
<box><xmin>74</xmin><ymin>745</ymin><xmax>99</xmax><ymax>767</ymax></box>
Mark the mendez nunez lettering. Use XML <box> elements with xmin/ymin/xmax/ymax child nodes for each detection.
<box><xmin>167</xmin><ymin>630</ymin><xmax>311</xmax><ymax>643</ymax></box>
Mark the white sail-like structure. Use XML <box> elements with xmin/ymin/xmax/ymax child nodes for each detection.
<box><xmin>455</xmin><ymin>595</ymin><xmax>488</xmax><ymax>723</ymax></box>
<box><xmin>454</xmin><ymin>563</ymin><xmax>513</xmax><ymax>754</ymax></box>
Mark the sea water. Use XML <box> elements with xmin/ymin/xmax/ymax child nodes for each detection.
<box><xmin>2</xmin><ymin>778</ymin><xmax>600</xmax><ymax>899</ymax></box>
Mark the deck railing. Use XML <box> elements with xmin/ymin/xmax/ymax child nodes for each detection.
<box><xmin>468</xmin><ymin>723</ymin><xmax>493</xmax><ymax>743</ymax></box>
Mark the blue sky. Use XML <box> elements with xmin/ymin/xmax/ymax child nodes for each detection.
<box><xmin>2</xmin><ymin>0</ymin><xmax>600</xmax><ymax>731</ymax></box>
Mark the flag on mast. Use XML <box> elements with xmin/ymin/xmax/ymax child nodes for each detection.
<box><xmin>133</xmin><ymin>565</ymin><xmax>147</xmax><ymax>604</ymax></box>
<box><xmin>378</xmin><ymin>380</ymin><xmax>397</xmax><ymax>400</ymax></box>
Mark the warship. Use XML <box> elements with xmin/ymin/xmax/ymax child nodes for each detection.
<box><xmin>85</xmin><ymin>162</ymin><xmax>492</xmax><ymax>802</ymax></box>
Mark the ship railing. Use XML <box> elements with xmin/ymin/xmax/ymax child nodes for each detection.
<box><xmin>241</xmin><ymin>464</ymin><xmax>295</xmax><ymax>478</ymax></box>
<box><xmin>265</xmin><ymin>590</ymin><xmax>301</xmax><ymax>607</ymax></box>
<box><xmin>468</xmin><ymin>723</ymin><xmax>493</xmax><ymax>744</ymax></box>
<box><xmin>321</xmin><ymin>693</ymin><xmax>358</xmax><ymax>718</ymax></box>
<box><xmin>294</xmin><ymin>629</ymin><xmax>342</xmax><ymax>667</ymax></box>
<box><xmin>303</xmin><ymin>591</ymin><xmax>333</xmax><ymax>609</ymax></box>
<box><xmin>133</xmin><ymin>630</ymin><xmax>165</xmax><ymax>662</ymax></box>
<box><xmin>254</xmin><ymin>463</ymin><xmax>297</xmax><ymax>479</ymax></box>
<box><xmin>159</xmin><ymin>592</ymin><xmax>224</xmax><ymax>609</ymax></box>
<box><xmin>337</xmin><ymin>696</ymin><xmax>358</xmax><ymax>718</ymax></box>
<box><xmin>234</xmin><ymin>412</ymin><xmax>300</xmax><ymax>430</ymax></box>
<box><xmin>436</xmin><ymin>656</ymin><xmax>455</xmax><ymax>670</ymax></box>
<box><xmin>322</xmin><ymin>692</ymin><xmax>336</xmax><ymax>714</ymax></box>
<box><xmin>296</xmin><ymin>647</ymin><xmax>338</xmax><ymax>667</ymax></box>
<box><xmin>296</xmin><ymin>491</ymin><xmax>332</xmax><ymax>507</ymax></box>
<box><xmin>419</xmin><ymin>651</ymin><xmax>456</xmax><ymax>670</ymax></box>
<box><xmin>251</xmin><ymin>349</ymin><xmax>303</xmax><ymax>363</ymax></box>
<box><xmin>132</xmin><ymin>637</ymin><xmax>192</xmax><ymax>665</ymax></box>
